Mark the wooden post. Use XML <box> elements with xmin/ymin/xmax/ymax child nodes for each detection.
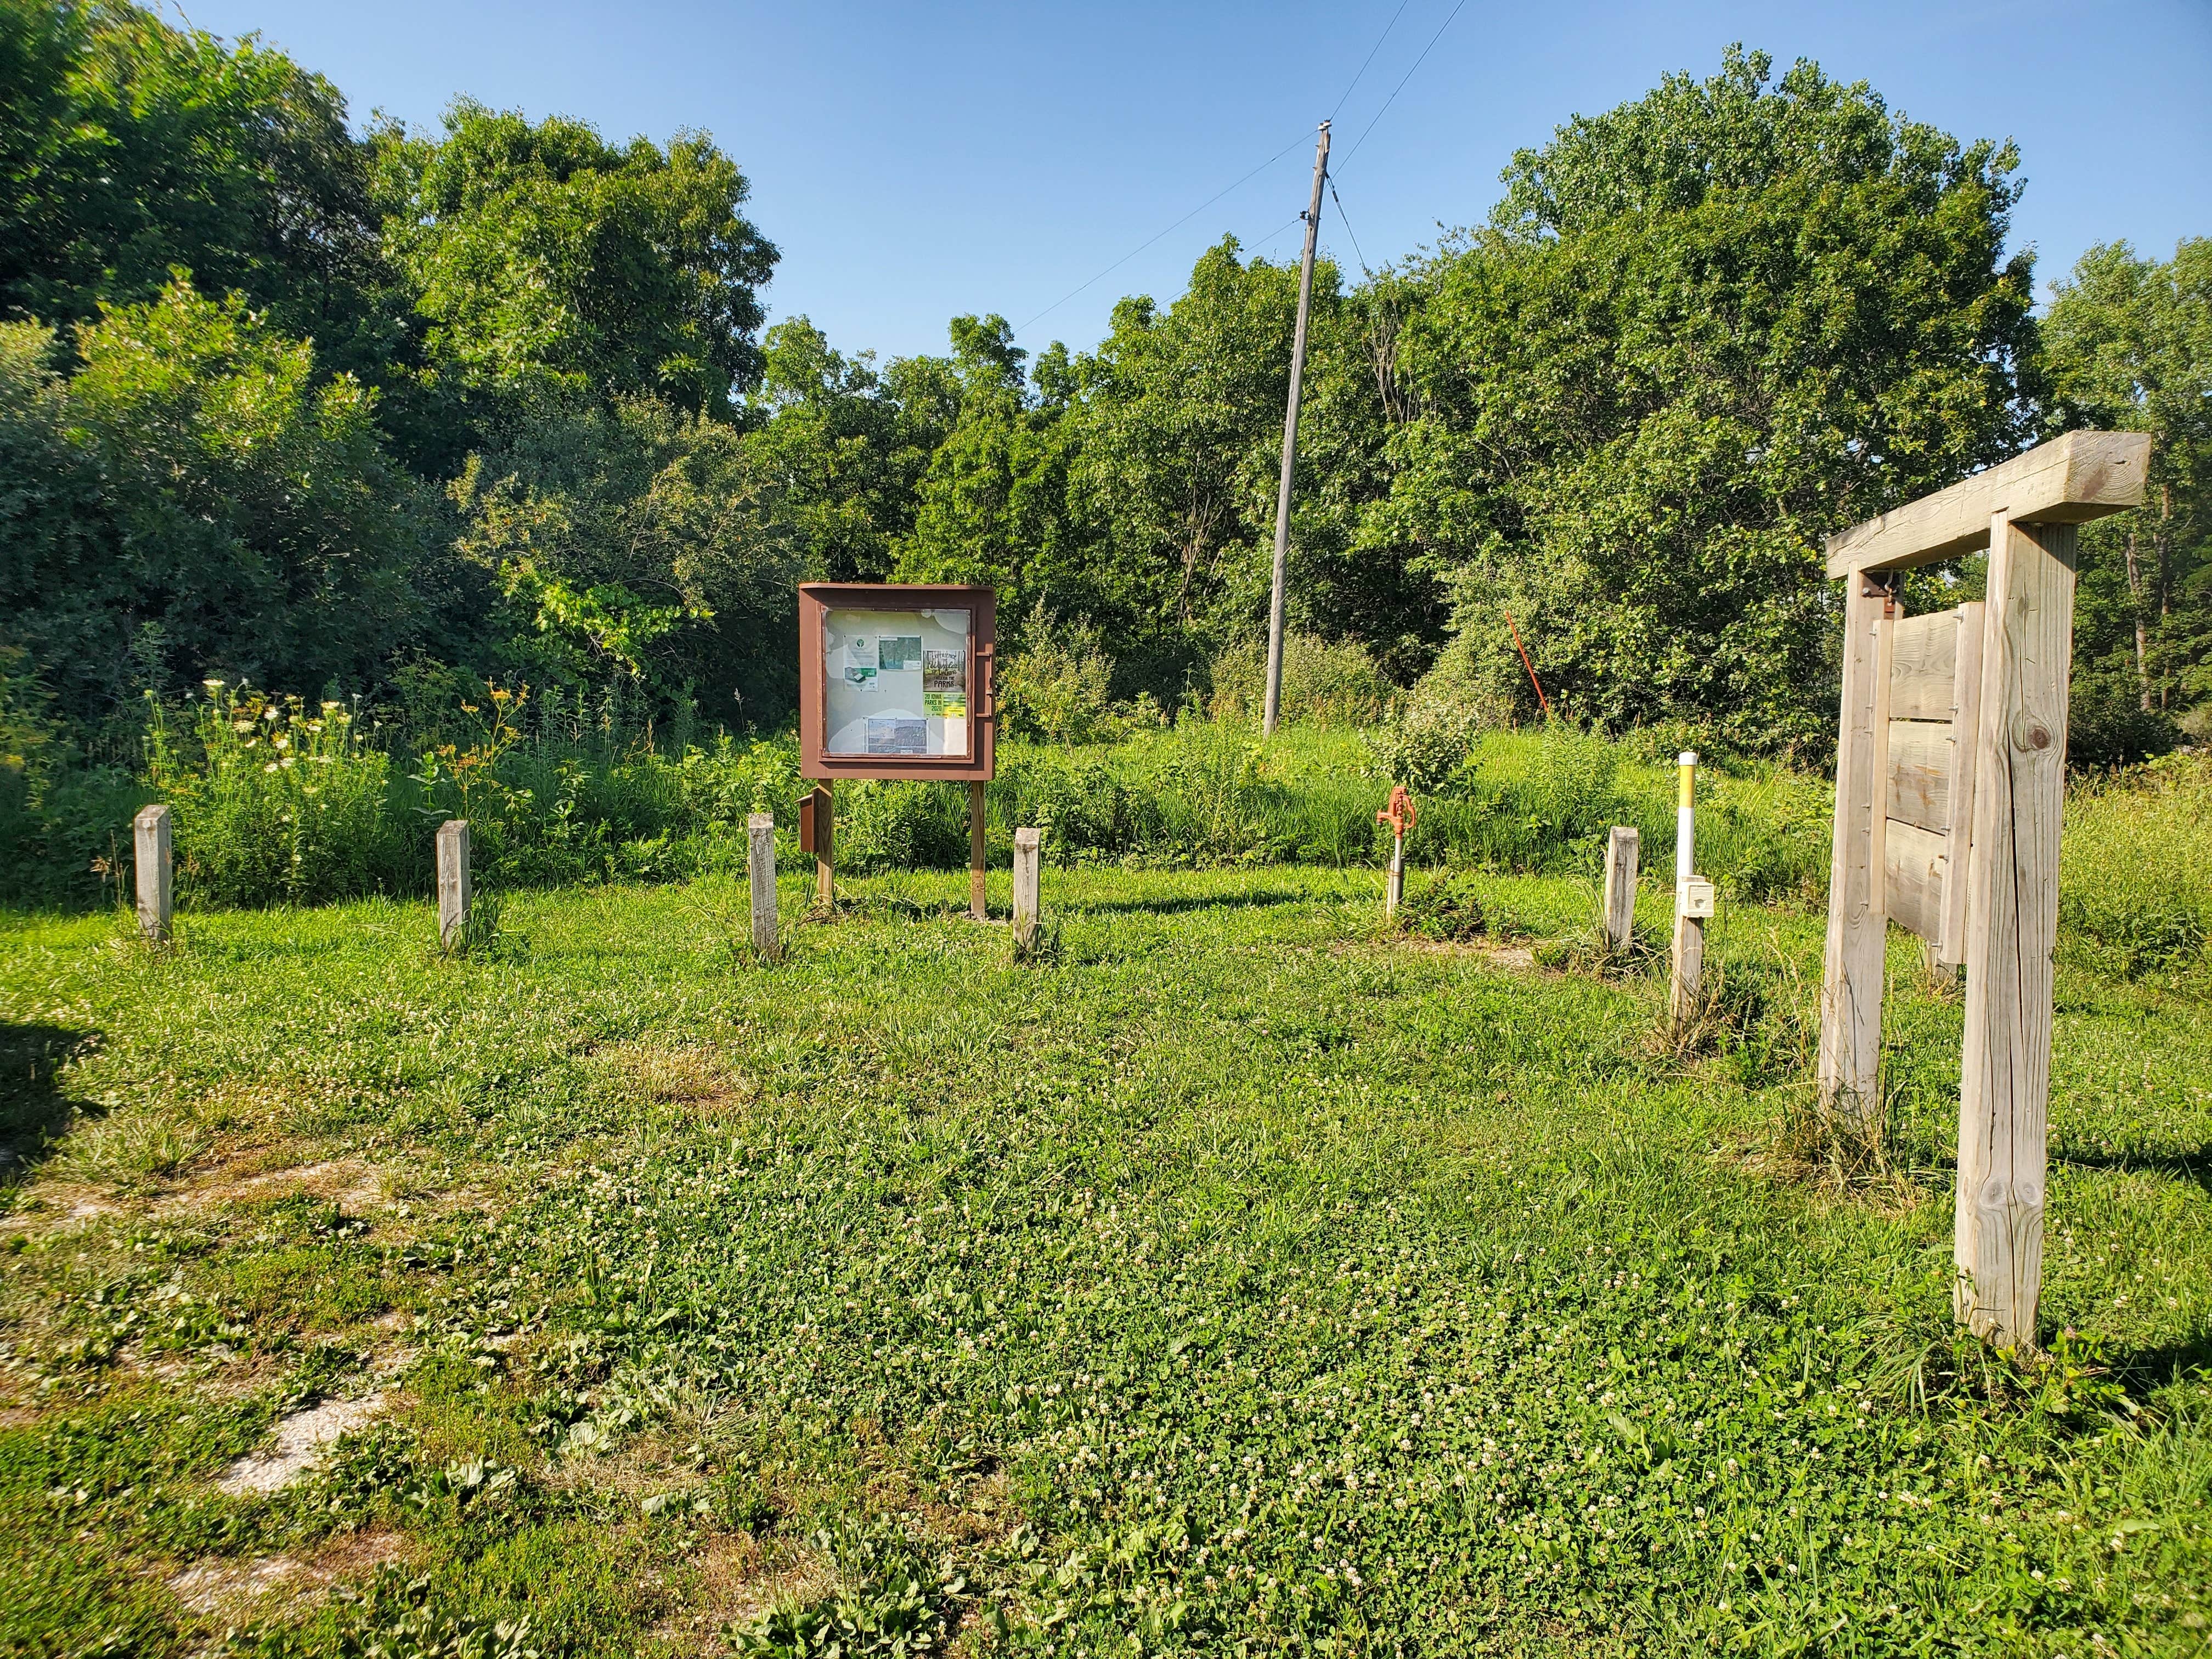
<box><xmin>812</xmin><ymin>783</ymin><xmax>834</xmax><ymax>908</ymax></box>
<box><xmin>436</xmin><ymin>819</ymin><xmax>470</xmax><ymax>951</ymax></box>
<box><xmin>747</xmin><ymin>812</ymin><xmax>778</xmax><ymax>959</ymax></box>
<box><xmin>969</xmin><ymin>781</ymin><xmax>988</xmax><ymax>921</ymax></box>
<box><xmin>1937</xmin><ymin>601</ymin><xmax>1986</xmax><ymax>970</ymax></box>
<box><xmin>133</xmin><ymin>804</ymin><xmax>171</xmax><ymax>943</ymax></box>
<box><xmin>1668</xmin><ymin>756</ymin><xmax>1712</xmax><ymax>1027</ymax></box>
<box><xmin>1600</xmin><ymin>826</ymin><xmax>1638</xmax><ymax>956</ymax></box>
<box><xmin>1819</xmin><ymin>572</ymin><xmax>1896</xmax><ymax>1122</ymax></box>
<box><xmin>1012</xmin><ymin>827</ymin><xmax>1042</xmax><ymax>950</ymax></box>
<box><xmin>1954</xmin><ymin>513</ymin><xmax>2075</xmax><ymax>1350</ymax></box>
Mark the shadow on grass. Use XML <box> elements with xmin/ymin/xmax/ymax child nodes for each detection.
<box><xmin>0</xmin><ymin>1022</ymin><xmax>99</xmax><ymax>1186</ymax></box>
<box><xmin>1070</xmin><ymin>888</ymin><xmax>1313</xmax><ymax>918</ymax></box>
<box><xmin>2051</xmin><ymin>1145</ymin><xmax>2212</xmax><ymax>1200</ymax></box>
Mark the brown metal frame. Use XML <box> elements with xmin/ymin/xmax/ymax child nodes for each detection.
<box><xmin>798</xmin><ymin>582</ymin><xmax>996</xmax><ymax>782</ymax></box>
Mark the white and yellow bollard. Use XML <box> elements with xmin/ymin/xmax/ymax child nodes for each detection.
<box><xmin>1671</xmin><ymin>751</ymin><xmax>1714</xmax><ymax>1028</ymax></box>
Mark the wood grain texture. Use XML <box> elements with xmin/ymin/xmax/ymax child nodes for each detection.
<box><xmin>1670</xmin><ymin>911</ymin><xmax>1705</xmax><ymax>1028</ymax></box>
<box><xmin>1883</xmin><ymin>818</ymin><xmax>1948</xmax><ymax>943</ymax></box>
<box><xmin>133</xmin><ymin>804</ymin><xmax>171</xmax><ymax>943</ymax></box>
<box><xmin>1954</xmin><ymin>515</ymin><xmax>2075</xmax><ymax>1349</ymax></box>
<box><xmin>969</xmin><ymin>781</ymin><xmax>988</xmax><ymax>921</ymax></box>
<box><xmin>1938</xmin><ymin>603</ymin><xmax>1987</xmax><ymax>967</ymax></box>
<box><xmin>1819</xmin><ymin>574</ymin><xmax>1895</xmax><ymax>1122</ymax></box>
<box><xmin>436</xmin><ymin>819</ymin><xmax>470</xmax><ymax>951</ymax></box>
<box><xmin>1601</xmin><ymin>827</ymin><xmax>1639</xmax><ymax>955</ymax></box>
<box><xmin>1824</xmin><ymin>431</ymin><xmax>2148</xmax><ymax>577</ymax></box>
<box><xmin>747</xmin><ymin>813</ymin><xmax>778</xmax><ymax>958</ymax></box>
<box><xmin>1889</xmin><ymin>612</ymin><xmax>1960</xmax><ymax>720</ymax></box>
<box><xmin>1885</xmin><ymin>720</ymin><xmax>1954</xmax><ymax>832</ymax></box>
<box><xmin>1012</xmin><ymin>827</ymin><xmax>1043</xmax><ymax>948</ymax></box>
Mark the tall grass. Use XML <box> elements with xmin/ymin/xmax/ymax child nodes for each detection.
<box><xmin>2059</xmin><ymin>753</ymin><xmax>2212</xmax><ymax>981</ymax></box>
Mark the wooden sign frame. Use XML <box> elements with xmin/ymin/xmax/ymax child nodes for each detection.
<box><xmin>1816</xmin><ymin>430</ymin><xmax>2149</xmax><ymax>1350</ymax></box>
<box><xmin>798</xmin><ymin>582</ymin><xmax>997</xmax><ymax>783</ymax></box>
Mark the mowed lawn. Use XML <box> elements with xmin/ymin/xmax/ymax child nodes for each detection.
<box><xmin>1</xmin><ymin>866</ymin><xmax>2207</xmax><ymax>1655</ymax></box>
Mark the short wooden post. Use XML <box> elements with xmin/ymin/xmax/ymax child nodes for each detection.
<box><xmin>1668</xmin><ymin>755</ymin><xmax>1713</xmax><ymax>1026</ymax></box>
<box><xmin>1954</xmin><ymin>513</ymin><xmax>2074</xmax><ymax>1350</ymax></box>
<box><xmin>747</xmin><ymin>812</ymin><xmax>778</xmax><ymax>959</ymax></box>
<box><xmin>969</xmin><ymin>781</ymin><xmax>988</xmax><ymax>921</ymax></box>
<box><xmin>133</xmin><ymin>804</ymin><xmax>172</xmax><ymax>942</ymax></box>
<box><xmin>436</xmin><ymin>819</ymin><xmax>470</xmax><ymax>951</ymax></box>
<box><xmin>1600</xmin><ymin>826</ymin><xmax>1638</xmax><ymax>955</ymax></box>
<box><xmin>1819</xmin><ymin>572</ymin><xmax>1896</xmax><ymax>1121</ymax></box>
<box><xmin>1012</xmin><ymin>828</ymin><xmax>1042</xmax><ymax>949</ymax></box>
<box><xmin>811</xmin><ymin>783</ymin><xmax>834</xmax><ymax>907</ymax></box>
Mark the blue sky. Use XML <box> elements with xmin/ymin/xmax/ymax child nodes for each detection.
<box><xmin>180</xmin><ymin>0</ymin><xmax>2210</xmax><ymax>366</ymax></box>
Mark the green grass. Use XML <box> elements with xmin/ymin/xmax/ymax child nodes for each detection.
<box><xmin>1</xmin><ymin>857</ymin><xmax>2207</xmax><ymax>1655</ymax></box>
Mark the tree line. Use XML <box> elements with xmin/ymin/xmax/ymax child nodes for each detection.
<box><xmin>1</xmin><ymin>6</ymin><xmax>2204</xmax><ymax>765</ymax></box>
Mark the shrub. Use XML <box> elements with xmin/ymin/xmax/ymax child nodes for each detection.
<box><xmin>1361</xmin><ymin>697</ymin><xmax>1485</xmax><ymax>793</ymax></box>
<box><xmin>1397</xmin><ymin>869</ymin><xmax>1497</xmax><ymax>941</ymax></box>
<box><xmin>1000</xmin><ymin>602</ymin><xmax>1116</xmax><ymax>744</ymax></box>
<box><xmin>1210</xmin><ymin>634</ymin><xmax>1398</xmax><ymax>728</ymax></box>
<box><xmin>834</xmin><ymin>781</ymin><xmax>970</xmax><ymax>873</ymax></box>
<box><xmin>149</xmin><ymin>682</ymin><xmax>408</xmax><ymax>907</ymax></box>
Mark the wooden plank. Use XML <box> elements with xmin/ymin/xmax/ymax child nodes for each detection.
<box><xmin>1883</xmin><ymin>818</ymin><xmax>1947</xmax><ymax>943</ymax></box>
<box><xmin>1819</xmin><ymin>574</ymin><xmax>1895</xmax><ymax>1123</ymax></box>
<box><xmin>1825</xmin><ymin>431</ymin><xmax>2148</xmax><ymax>577</ymax></box>
<box><xmin>969</xmin><ymin>781</ymin><xmax>988</xmax><ymax>921</ymax></box>
<box><xmin>814</xmin><ymin>783</ymin><xmax>834</xmax><ymax>907</ymax></box>
<box><xmin>436</xmin><ymin>819</ymin><xmax>470</xmax><ymax>952</ymax></box>
<box><xmin>1889</xmin><ymin>611</ymin><xmax>1960</xmax><ymax>720</ymax></box>
<box><xmin>1954</xmin><ymin>514</ymin><xmax>2074</xmax><ymax>1350</ymax></box>
<box><xmin>747</xmin><ymin>813</ymin><xmax>779</xmax><ymax>960</ymax></box>
<box><xmin>1937</xmin><ymin>602</ymin><xmax>1986</xmax><ymax>967</ymax></box>
<box><xmin>1601</xmin><ymin>827</ymin><xmax>1639</xmax><ymax>956</ymax></box>
<box><xmin>1885</xmin><ymin>720</ymin><xmax>1953</xmax><ymax>832</ymax></box>
<box><xmin>133</xmin><ymin>804</ymin><xmax>172</xmax><ymax>943</ymax></box>
<box><xmin>1012</xmin><ymin>827</ymin><xmax>1042</xmax><ymax>950</ymax></box>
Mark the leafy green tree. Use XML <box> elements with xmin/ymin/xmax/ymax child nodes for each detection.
<box><xmin>0</xmin><ymin>2</ymin><xmax>396</xmax><ymax>373</ymax></box>
<box><xmin>1371</xmin><ymin>47</ymin><xmax>2037</xmax><ymax>752</ymax></box>
<box><xmin>450</xmin><ymin>388</ymin><xmax>809</xmax><ymax>724</ymax></box>
<box><xmin>371</xmin><ymin>100</ymin><xmax>777</xmax><ymax>425</ymax></box>
<box><xmin>0</xmin><ymin>278</ymin><xmax>437</xmax><ymax>724</ymax></box>
<box><xmin>894</xmin><ymin>314</ymin><xmax>1080</xmax><ymax>641</ymax></box>
<box><xmin>2042</xmin><ymin>238</ymin><xmax>2212</xmax><ymax>751</ymax></box>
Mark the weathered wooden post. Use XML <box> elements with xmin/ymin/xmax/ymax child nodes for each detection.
<box><xmin>800</xmin><ymin>784</ymin><xmax>834</xmax><ymax>909</ymax></box>
<box><xmin>969</xmin><ymin>781</ymin><xmax>988</xmax><ymax>921</ymax></box>
<box><xmin>1012</xmin><ymin>827</ymin><xmax>1042</xmax><ymax>951</ymax></box>
<box><xmin>1669</xmin><ymin>755</ymin><xmax>1714</xmax><ymax>1028</ymax></box>
<box><xmin>1817</xmin><ymin>430</ymin><xmax>2149</xmax><ymax>1347</ymax></box>
<box><xmin>436</xmin><ymin>819</ymin><xmax>470</xmax><ymax>952</ymax></box>
<box><xmin>133</xmin><ymin>804</ymin><xmax>172</xmax><ymax>943</ymax></box>
<box><xmin>747</xmin><ymin>812</ymin><xmax>779</xmax><ymax>960</ymax></box>
<box><xmin>1600</xmin><ymin>826</ymin><xmax>1639</xmax><ymax>956</ymax></box>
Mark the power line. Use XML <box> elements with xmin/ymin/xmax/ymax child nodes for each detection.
<box><xmin>1327</xmin><ymin>178</ymin><xmax>1372</xmax><ymax>277</ymax></box>
<box><xmin>1340</xmin><ymin>0</ymin><xmax>1471</xmax><ymax>169</ymax></box>
<box><xmin>1328</xmin><ymin>0</ymin><xmax>1415</xmax><ymax>121</ymax></box>
<box><xmin>1016</xmin><ymin>129</ymin><xmax>1314</xmax><ymax>332</ymax></box>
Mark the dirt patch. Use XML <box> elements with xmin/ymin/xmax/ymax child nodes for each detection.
<box><xmin>159</xmin><ymin>1156</ymin><xmax>380</xmax><ymax>1216</ymax></box>
<box><xmin>216</xmin><ymin>1392</ymin><xmax>388</xmax><ymax>1495</ymax></box>
<box><xmin>168</xmin><ymin>1528</ymin><xmax>407</xmax><ymax>1621</ymax></box>
<box><xmin>595</xmin><ymin>1042</ymin><xmax>758</xmax><ymax>1116</ymax></box>
<box><xmin>655</xmin><ymin>1534</ymin><xmax>831</xmax><ymax>1651</ymax></box>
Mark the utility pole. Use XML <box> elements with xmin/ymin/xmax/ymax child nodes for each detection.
<box><xmin>1263</xmin><ymin>119</ymin><xmax>1330</xmax><ymax>737</ymax></box>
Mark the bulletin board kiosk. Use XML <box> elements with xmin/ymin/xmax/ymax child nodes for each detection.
<box><xmin>797</xmin><ymin>583</ymin><xmax>997</xmax><ymax>916</ymax></box>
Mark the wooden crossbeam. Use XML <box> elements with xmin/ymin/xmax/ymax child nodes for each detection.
<box><xmin>1824</xmin><ymin>431</ymin><xmax>2149</xmax><ymax>577</ymax></box>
